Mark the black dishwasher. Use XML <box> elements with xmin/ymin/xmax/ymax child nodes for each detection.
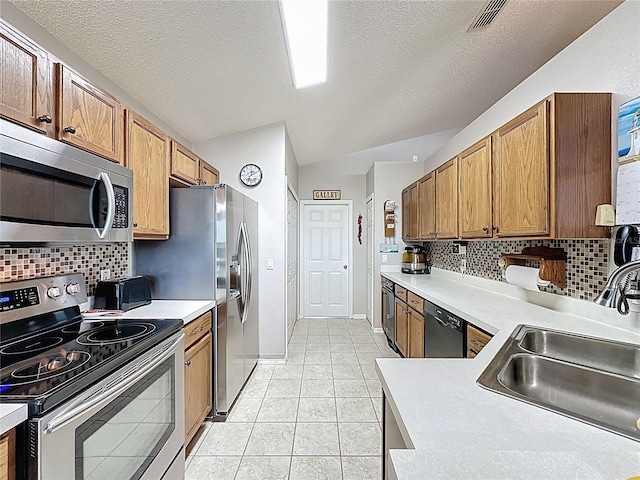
<box><xmin>424</xmin><ymin>301</ymin><xmax>465</xmax><ymax>358</ymax></box>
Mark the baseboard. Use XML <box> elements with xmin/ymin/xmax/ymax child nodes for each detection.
<box><xmin>351</xmin><ymin>314</ymin><xmax>367</xmax><ymax>319</ymax></box>
<box><xmin>257</xmin><ymin>358</ymin><xmax>286</xmax><ymax>365</ymax></box>
<box><xmin>373</xmin><ymin>327</ymin><xmax>384</xmax><ymax>334</ymax></box>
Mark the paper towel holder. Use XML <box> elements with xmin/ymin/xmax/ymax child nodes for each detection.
<box><xmin>501</xmin><ymin>246</ymin><xmax>567</xmax><ymax>289</ymax></box>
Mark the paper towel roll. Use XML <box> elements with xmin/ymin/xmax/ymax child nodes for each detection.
<box><xmin>504</xmin><ymin>265</ymin><xmax>550</xmax><ymax>291</ymax></box>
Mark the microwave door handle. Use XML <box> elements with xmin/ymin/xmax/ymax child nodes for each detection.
<box><xmin>44</xmin><ymin>333</ymin><xmax>183</xmax><ymax>435</ymax></box>
<box><xmin>96</xmin><ymin>172</ymin><xmax>116</xmax><ymax>239</ymax></box>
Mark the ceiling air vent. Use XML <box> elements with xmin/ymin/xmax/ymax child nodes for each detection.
<box><xmin>468</xmin><ymin>0</ymin><xmax>508</xmax><ymax>31</ymax></box>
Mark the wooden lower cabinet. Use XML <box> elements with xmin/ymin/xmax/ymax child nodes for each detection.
<box><xmin>184</xmin><ymin>314</ymin><xmax>213</xmax><ymax>445</ymax></box>
<box><xmin>394</xmin><ymin>298</ymin><xmax>408</xmax><ymax>357</ymax></box>
<box><xmin>466</xmin><ymin>324</ymin><xmax>493</xmax><ymax>358</ymax></box>
<box><xmin>408</xmin><ymin>308</ymin><xmax>424</xmax><ymax>358</ymax></box>
<box><xmin>0</xmin><ymin>429</ymin><xmax>15</xmax><ymax>480</ymax></box>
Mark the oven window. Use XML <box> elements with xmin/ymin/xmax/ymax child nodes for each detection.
<box><xmin>74</xmin><ymin>358</ymin><xmax>175</xmax><ymax>480</ymax></box>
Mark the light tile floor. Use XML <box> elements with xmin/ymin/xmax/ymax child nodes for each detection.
<box><xmin>185</xmin><ymin>318</ymin><xmax>399</xmax><ymax>480</ymax></box>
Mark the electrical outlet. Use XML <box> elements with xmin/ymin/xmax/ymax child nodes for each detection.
<box><xmin>460</xmin><ymin>258</ymin><xmax>466</xmax><ymax>273</ymax></box>
<box><xmin>99</xmin><ymin>269</ymin><xmax>111</xmax><ymax>281</ymax></box>
<box><xmin>382</xmin><ymin>254</ymin><xmax>388</xmax><ymax>263</ymax></box>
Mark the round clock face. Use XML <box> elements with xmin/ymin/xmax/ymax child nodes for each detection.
<box><xmin>240</xmin><ymin>164</ymin><xmax>262</xmax><ymax>187</ymax></box>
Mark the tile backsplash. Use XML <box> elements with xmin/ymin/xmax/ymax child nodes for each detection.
<box><xmin>425</xmin><ymin>239</ymin><xmax>610</xmax><ymax>301</ymax></box>
<box><xmin>0</xmin><ymin>243</ymin><xmax>130</xmax><ymax>296</ymax></box>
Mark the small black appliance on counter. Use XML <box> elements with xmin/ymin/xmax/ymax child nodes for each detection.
<box><xmin>94</xmin><ymin>275</ymin><xmax>152</xmax><ymax>311</ymax></box>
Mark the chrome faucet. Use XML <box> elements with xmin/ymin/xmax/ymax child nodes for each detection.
<box><xmin>593</xmin><ymin>259</ymin><xmax>640</xmax><ymax>308</ymax></box>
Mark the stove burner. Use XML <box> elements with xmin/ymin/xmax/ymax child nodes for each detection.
<box><xmin>77</xmin><ymin>323</ymin><xmax>156</xmax><ymax>345</ymax></box>
<box><xmin>0</xmin><ymin>336</ymin><xmax>63</xmax><ymax>355</ymax></box>
<box><xmin>10</xmin><ymin>351</ymin><xmax>91</xmax><ymax>385</ymax></box>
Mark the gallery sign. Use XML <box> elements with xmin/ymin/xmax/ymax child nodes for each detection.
<box><xmin>313</xmin><ymin>190</ymin><xmax>341</xmax><ymax>200</ymax></box>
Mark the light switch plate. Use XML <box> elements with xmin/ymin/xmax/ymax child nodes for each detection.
<box><xmin>266</xmin><ymin>258</ymin><xmax>274</xmax><ymax>270</ymax></box>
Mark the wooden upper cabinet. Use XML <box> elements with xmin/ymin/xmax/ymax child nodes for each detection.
<box><xmin>435</xmin><ymin>158</ymin><xmax>458</xmax><ymax>239</ymax></box>
<box><xmin>125</xmin><ymin>110</ymin><xmax>170</xmax><ymax>239</ymax></box>
<box><xmin>0</xmin><ymin>21</ymin><xmax>54</xmax><ymax>136</ymax></box>
<box><xmin>494</xmin><ymin>101</ymin><xmax>549</xmax><ymax>237</ymax></box>
<box><xmin>171</xmin><ymin>140</ymin><xmax>200</xmax><ymax>185</ymax></box>
<box><xmin>459</xmin><ymin>137</ymin><xmax>492</xmax><ymax>239</ymax></box>
<box><xmin>199</xmin><ymin>161</ymin><xmax>219</xmax><ymax>186</ymax></box>
<box><xmin>402</xmin><ymin>182</ymin><xmax>419</xmax><ymax>240</ymax></box>
<box><xmin>418</xmin><ymin>172</ymin><xmax>436</xmax><ymax>240</ymax></box>
<box><xmin>58</xmin><ymin>65</ymin><xmax>124</xmax><ymax>163</ymax></box>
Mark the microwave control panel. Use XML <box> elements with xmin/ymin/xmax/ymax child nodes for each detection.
<box><xmin>113</xmin><ymin>186</ymin><xmax>129</xmax><ymax>229</ymax></box>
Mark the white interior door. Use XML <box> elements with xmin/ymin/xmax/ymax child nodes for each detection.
<box><xmin>301</xmin><ymin>202</ymin><xmax>351</xmax><ymax>318</ymax></box>
<box><xmin>366</xmin><ymin>196</ymin><xmax>374</xmax><ymax>325</ymax></box>
<box><xmin>286</xmin><ymin>186</ymin><xmax>299</xmax><ymax>341</ymax></box>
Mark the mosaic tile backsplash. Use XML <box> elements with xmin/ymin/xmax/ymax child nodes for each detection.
<box><xmin>0</xmin><ymin>244</ymin><xmax>129</xmax><ymax>296</ymax></box>
<box><xmin>424</xmin><ymin>239</ymin><xmax>610</xmax><ymax>301</ymax></box>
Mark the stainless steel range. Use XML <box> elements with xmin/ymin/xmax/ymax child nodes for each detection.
<box><xmin>0</xmin><ymin>274</ymin><xmax>185</xmax><ymax>480</ymax></box>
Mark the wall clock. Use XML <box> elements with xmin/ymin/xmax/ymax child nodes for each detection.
<box><xmin>240</xmin><ymin>163</ymin><xmax>262</xmax><ymax>187</ymax></box>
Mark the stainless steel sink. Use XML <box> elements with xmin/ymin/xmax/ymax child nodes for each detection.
<box><xmin>477</xmin><ymin>325</ymin><xmax>640</xmax><ymax>441</ymax></box>
<box><xmin>518</xmin><ymin>329</ymin><xmax>640</xmax><ymax>379</ymax></box>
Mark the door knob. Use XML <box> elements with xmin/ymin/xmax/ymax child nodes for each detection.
<box><xmin>38</xmin><ymin>114</ymin><xmax>53</xmax><ymax>123</ymax></box>
<box><xmin>64</xmin><ymin>126</ymin><xmax>76</xmax><ymax>134</ymax></box>
<box><xmin>343</xmin><ymin>265</ymin><xmax>348</xmax><ymax>269</ymax></box>
<box><xmin>483</xmin><ymin>226</ymin><xmax>489</xmax><ymax>232</ymax></box>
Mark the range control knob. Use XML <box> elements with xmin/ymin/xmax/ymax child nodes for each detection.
<box><xmin>66</xmin><ymin>283</ymin><xmax>80</xmax><ymax>295</ymax></box>
<box><xmin>47</xmin><ymin>287</ymin><xmax>61</xmax><ymax>299</ymax></box>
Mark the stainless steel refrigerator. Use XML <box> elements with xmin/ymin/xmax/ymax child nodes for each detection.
<box><xmin>135</xmin><ymin>185</ymin><xmax>259</xmax><ymax>418</ymax></box>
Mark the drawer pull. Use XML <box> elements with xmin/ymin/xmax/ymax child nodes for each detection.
<box><xmin>185</xmin><ymin>360</ymin><xmax>191</xmax><ymax>366</ymax></box>
<box><xmin>38</xmin><ymin>114</ymin><xmax>53</xmax><ymax>123</ymax></box>
<box><xmin>64</xmin><ymin>125</ymin><xmax>76</xmax><ymax>134</ymax></box>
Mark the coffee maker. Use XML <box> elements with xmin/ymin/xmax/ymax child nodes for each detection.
<box><xmin>401</xmin><ymin>245</ymin><xmax>430</xmax><ymax>274</ymax></box>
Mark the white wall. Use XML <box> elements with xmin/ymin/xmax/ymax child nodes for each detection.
<box><xmin>370</xmin><ymin>162</ymin><xmax>424</xmax><ymax>328</ymax></box>
<box><xmin>298</xmin><ymin>165</ymin><xmax>368</xmax><ymax>315</ymax></box>
<box><xmin>193</xmin><ymin>123</ymin><xmax>288</xmax><ymax>359</ymax></box>
<box><xmin>424</xmin><ymin>1</ymin><xmax>640</xmax><ymax>185</ymax></box>
<box><xmin>285</xmin><ymin>128</ymin><xmax>299</xmax><ymax>193</ymax></box>
<box><xmin>1</xmin><ymin>3</ymin><xmax>191</xmax><ymax>146</ymax></box>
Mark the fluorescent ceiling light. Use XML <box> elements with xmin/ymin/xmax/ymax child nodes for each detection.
<box><xmin>279</xmin><ymin>0</ymin><xmax>328</xmax><ymax>89</ymax></box>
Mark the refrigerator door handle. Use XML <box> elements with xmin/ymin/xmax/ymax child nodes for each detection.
<box><xmin>241</xmin><ymin>222</ymin><xmax>253</xmax><ymax>323</ymax></box>
<box><xmin>235</xmin><ymin>225</ymin><xmax>246</xmax><ymax>322</ymax></box>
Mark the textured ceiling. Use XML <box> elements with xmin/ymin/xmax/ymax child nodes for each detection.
<box><xmin>10</xmin><ymin>0</ymin><xmax>621</xmax><ymax>165</ymax></box>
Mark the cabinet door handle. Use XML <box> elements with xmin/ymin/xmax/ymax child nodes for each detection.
<box><xmin>202</xmin><ymin>180</ymin><xmax>207</xmax><ymax>185</ymax></box>
<box><xmin>64</xmin><ymin>126</ymin><xmax>76</xmax><ymax>134</ymax></box>
<box><xmin>483</xmin><ymin>226</ymin><xmax>489</xmax><ymax>232</ymax></box>
<box><xmin>38</xmin><ymin>114</ymin><xmax>53</xmax><ymax>124</ymax></box>
<box><xmin>493</xmin><ymin>225</ymin><xmax>499</xmax><ymax>232</ymax></box>
<box><xmin>133</xmin><ymin>222</ymin><xmax>138</xmax><ymax>228</ymax></box>
<box><xmin>185</xmin><ymin>360</ymin><xmax>191</xmax><ymax>366</ymax></box>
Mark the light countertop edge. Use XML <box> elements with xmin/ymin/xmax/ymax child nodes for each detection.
<box><xmin>119</xmin><ymin>300</ymin><xmax>216</xmax><ymax>325</ymax></box>
<box><xmin>0</xmin><ymin>404</ymin><xmax>28</xmax><ymax>435</ymax></box>
<box><xmin>377</xmin><ymin>270</ymin><xmax>640</xmax><ymax>480</ymax></box>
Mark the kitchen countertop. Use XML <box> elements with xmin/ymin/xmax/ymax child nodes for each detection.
<box><xmin>0</xmin><ymin>404</ymin><xmax>28</xmax><ymax>436</ymax></box>
<box><xmin>119</xmin><ymin>300</ymin><xmax>215</xmax><ymax>325</ymax></box>
<box><xmin>377</xmin><ymin>269</ymin><xmax>640</xmax><ymax>480</ymax></box>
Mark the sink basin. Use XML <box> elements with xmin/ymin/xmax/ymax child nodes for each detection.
<box><xmin>518</xmin><ymin>329</ymin><xmax>640</xmax><ymax>379</ymax></box>
<box><xmin>477</xmin><ymin>325</ymin><xmax>640</xmax><ymax>441</ymax></box>
<box><xmin>498</xmin><ymin>354</ymin><xmax>640</xmax><ymax>440</ymax></box>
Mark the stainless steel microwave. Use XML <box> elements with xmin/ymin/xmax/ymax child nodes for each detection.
<box><xmin>0</xmin><ymin>119</ymin><xmax>133</xmax><ymax>244</ymax></box>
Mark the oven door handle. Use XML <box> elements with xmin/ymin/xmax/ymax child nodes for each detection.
<box><xmin>44</xmin><ymin>333</ymin><xmax>183</xmax><ymax>435</ymax></box>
